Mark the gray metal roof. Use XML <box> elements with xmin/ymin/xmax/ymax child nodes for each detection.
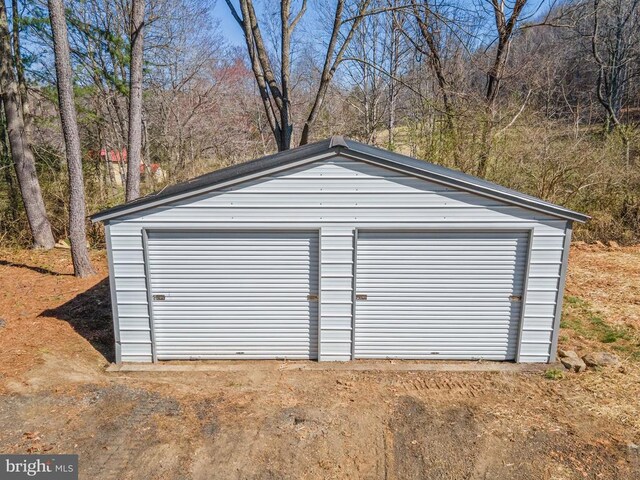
<box><xmin>91</xmin><ymin>136</ymin><xmax>588</xmax><ymax>223</ymax></box>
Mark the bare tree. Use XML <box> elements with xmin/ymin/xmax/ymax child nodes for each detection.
<box><xmin>226</xmin><ymin>0</ymin><xmax>371</xmax><ymax>150</ymax></box>
<box><xmin>343</xmin><ymin>4</ymin><xmax>388</xmax><ymax>142</ymax></box>
<box><xmin>11</xmin><ymin>0</ymin><xmax>31</xmax><ymax>137</ymax></box>
<box><xmin>385</xmin><ymin>0</ymin><xmax>407</xmax><ymax>147</ymax></box>
<box><xmin>224</xmin><ymin>0</ymin><xmax>304</xmax><ymax>150</ymax></box>
<box><xmin>590</xmin><ymin>0</ymin><xmax>640</xmax><ymax>134</ymax></box>
<box><xmin>0</xmin><ymin>102</ymin><xmax>19</xmax><ymax>223</ymax></box>
<box><xmin>48</xmin><ymin>0</ymin><xmax>96</xmax><ymax>276</ymax></box>
<box><xmin>409</xmin><ymin>0</ymin><xmax>456</xmax><ymax>130</ymax></box>
<box><xmin>0</xmin><ymin>1</ymin><xmax>55</xmax><ymax>249</ymax></box>
<box><xmin>299</xmin><ymin>0</ymin><xmax>372</xmax><ymax>145</ymax></box>
<box><xmin>485</xmin><ymin>0</ymin><xmax>528</xmax><ymax>110</ymax></box>
<box><xmin>125</xmin><ymin>0</ymin><xmax>145</xmax><ymax>201</ymax></box>
<box><xmin>477</xmin><ymin>0</ymin><xmax>529</xmax><ymax>176</ymax></box>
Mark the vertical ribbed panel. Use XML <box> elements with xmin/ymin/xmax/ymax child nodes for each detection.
<box><xmin>147</xmin><ymin>231</ymin><xmax>319</xmax><ymax>360</ymax></box>
<box><xmin>354</xmin><ymin>231</ymin><xmax>529</xmax><ymax>360</ymax></box>
<box><xmin>319</xmin><ymin>227</ymin><xmax>354</xmax><ymax>361</ymax></box>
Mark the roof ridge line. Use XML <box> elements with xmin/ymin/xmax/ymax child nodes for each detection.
<box><xmin>329</xmin><ymin>135</ymin><xmax>348</xmax><ymax>149</ymax></box>
<box><xmin>91</xmin><ymin>137</ymin><xmax>588</xmax><ymax>223</ymax></box>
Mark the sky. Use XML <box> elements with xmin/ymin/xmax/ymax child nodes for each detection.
<box><xmin>211</xmin><ymin>2</ymin><xmax>247</xmax><ymax>47</ymax></box>
<box><xmin>210</xmin><ymin>0</ymin><xmax>560</xmax><ymax>50</ymax></box>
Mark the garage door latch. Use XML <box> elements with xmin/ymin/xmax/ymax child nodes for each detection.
<box><xmin>153</xmin><ymin>294</ymin><xmax>166</xmax><ymax>301</ymax></box>
<box><xmin>356</xmin><ymin>294</ymin><xmax>368</xmax><ymax>300</ymax></box>
<box><xmin>307</xmin><ymin>294</ymin><xmax>318</xmax><ymax>301</ymax></box>
<box><xmin>509</xmin><ymin>295</ymin><xmax>522</xmax><ymax>302</ymax></box>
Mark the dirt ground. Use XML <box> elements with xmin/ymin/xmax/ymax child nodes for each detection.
<box><xmin>0</xmin><ymin>245</ymin><xmax>639</xmax><ymax>479</ymax></box>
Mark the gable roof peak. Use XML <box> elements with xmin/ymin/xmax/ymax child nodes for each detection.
<box><xmin>91</xmin><ymin>136</ymin><xmax>588</xmax><ymax>223</ymax></box>
<box><xmin>329</xmin><ymin>135</ymin><xmax>348</xmax><ymax>149</ymax></box>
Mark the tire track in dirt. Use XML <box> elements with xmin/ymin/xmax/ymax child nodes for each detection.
<box><xmin>72</xmin><ymin>385</ymin><xmax>185</xmax><ymax>480</ymax></box>
<box><xmin>398</xmin><ymin>375</ymin><xmax>487</xmax><ymax>398</ymax></box>
<box><xmin>393</xmin><ymin>372</ymin><xmax>562</xmax><ymax>403</ymax></box>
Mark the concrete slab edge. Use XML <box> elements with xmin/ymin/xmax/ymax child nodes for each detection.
<box><xmin>106</xmin><ymin>361</ymin><xmax>551</xmax><ymax>374</ymax></box>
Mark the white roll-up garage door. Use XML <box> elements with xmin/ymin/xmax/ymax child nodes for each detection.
<box><xmin>147</xmin><ymin>231</ymin><xmax>319</xmax><ymax>360</ymax></box>
<box><xmin>354</xmin><ymin>231</ymin><xmax>529</xmax><ymax>360</ymax></box>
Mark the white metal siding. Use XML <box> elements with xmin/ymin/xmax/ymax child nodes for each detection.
<box><xmin>319</xmin><ymin>227</ymin><xmax>354</xmax><ymax>360</ymax></box>
<box><xmin>354</xmin><ymin>231</ymin><xmax>529</xmax><ymax>360</ymax></box>
<box><xmin>107</xmin><ymin>157</ymin><xmax>568</xmax><ymax>362</ymax></box>
<box><xmin>146</xmin><ymin>231</ymin><xmax>319</xmax><ymax>360</ymax></box>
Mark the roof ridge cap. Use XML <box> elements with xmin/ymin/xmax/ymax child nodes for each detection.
<box><xmin>329</xmin><ymin>135</ymin><xmax>348</xmax><ymax>148</ymax></box>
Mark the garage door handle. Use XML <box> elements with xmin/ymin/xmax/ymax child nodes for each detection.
<box><xmin>356</xmin><ymin>294</ymin><xmax>368</xmax><ymax>300</ymax></box>
<box><xmin>509</xmin><ymin>295</ymin><xmax>522</xmax><ymax>302</ymax></box>
<box><xmin>307</xmin><ymin>294</ymin><xmax>318</xmax><ymax>301</ymax></box>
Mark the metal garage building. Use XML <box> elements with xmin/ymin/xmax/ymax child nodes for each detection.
<box><xmin>92</xmin><ymin>136</ymin><xmax>588</xmax><ymax>363</ymax></box>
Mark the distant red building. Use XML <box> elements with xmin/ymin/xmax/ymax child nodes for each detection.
<box><xmin>97</xmin><ymin>148</ymin><xmax>165</xmax><ymax>185</ymax></box>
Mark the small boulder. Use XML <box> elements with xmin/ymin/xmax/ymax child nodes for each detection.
<box><xmin>560</xmin><ymin>351</ymin><xmax>586</xmax><ymax>373</ymax></box>
<box><xmin>55</xmin><ymin>240</ymin><xmax>70</xmax><ymax>249</ymax></box>
<box><xmin>608</xmin><ymin>240</ymin><xmax>621</xmax><ymax>250</ymax></box>
<box><xmin>557</xmin><ymin>349</ymin><xmax>571</xmax><ymax>358</ymax></box>
<box><xmin>582</xmin><ymin>351</ymin><xmax>620</xmax><ymax>368</ymax></box>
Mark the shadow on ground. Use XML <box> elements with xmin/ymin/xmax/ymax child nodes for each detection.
<box><xmin>40</xmin><ymin>277</ymin><xmax>115</xmax><ymax>362</ymax></box>
<box><xmin>0</xmin><ymin>259</ymin><xmax>72</xmax><ymax>276</ymax></box>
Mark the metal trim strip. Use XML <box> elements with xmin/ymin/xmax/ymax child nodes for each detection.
<box><xmin>317</xmin><ymin>227</ymin><xmax>323</xmax><ymax>361</ymax></box>
<box><xmin>338</xmin><ymin>150</ymin><xmax>588</xmax><ymax>223</ymax></box>
<box><xmin>91</xmin><ymin>151</ymin><xmax>337</xmax><ymax>222</ymax></box>
<box><xmin>141</xmin><ymin>228</ymin><xmax>158</xmax><ymax>362</ymax></box>
<box><xmin>549</xmin><ymin>222</ymin><xmax>573</xmax><ymax>362</ymax></box>
<box><xmin>105</xmin><ymin>223</ymin><xmax>122</xmax><ymax>363</ymax></box>
<box><xmin>515</xmin><ymin>229</ymin><xmax>534</xmax><ymax>362</ymax></box>
<box><xmin>92</xmin><ymin>141</ymin><xmax>587</xmax><ymax>223</ymax></box>
<box><xmin>351</xmin><ymin>228</ymin><xmax>358</xmax><ymax>360</ymax></box>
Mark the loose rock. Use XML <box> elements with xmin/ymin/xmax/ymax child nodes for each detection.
<box><xmin>560</xmin><ymin>351</ymin><xmax>586</xmax><ymax>373</ymax></box>
<box><xmin>55</xmin><ymin>240</ymin><xmax>70</xmax><ymax>250</ymax></box>
<box><xmin>0</xmin><ymin>318</ymin><xmax>5</xmax><ymax>329</ymax></box>
<box><xmin>582</xmin><ymin>351</ymin><xmax>620</xmax><ymax>368</ymax></box>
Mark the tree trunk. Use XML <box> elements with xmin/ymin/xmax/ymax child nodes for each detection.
<box><xmin>477</xmin><ymin>0</ymin><xmax>527</xmax><ymax>177</ymax></box>
<box><xmin>387</xmin><ymin>17</ymin><xmax>399</xmax><ymax>148</ymax></box>
<box><xmin>0</xmin><ymin>3</ymin><xmax>55</xmax><ymax>249</ymax></box>
<box><xmin>226</xmin><ymin>0</ymin><xmax>366</xmax><ymax>149</ymax></box>
<box><xmin>476</xmin><ymin>118</ymin><xmax>493</xmax><ymax>177</ymax></box>
<box><xmin>11</xmin><ymin>0</ymin><xmax>32</xmax><ymax>137</ymax></box>
<box><xmin>299</xmin><ymin>0</ymin><xmax>371</xmax><ymax>146</ymax></box>
<box><xmin>48</xmin><ymin>0</ymin><xmax>95</xmax><ymax>277</ymax></box>
<box><xmin>411</xmin><ymin>1</ymin><xmax>455</xmax><ymax>132</ymax></box>
<box><xmin>279</xmin><ymin>0</ymin><xmax>293</xmax><ymax>150</ymax></box>
<box><xmin>0</xmin><ymin>102</ymin><xmax>19</xmax><ymax>221</ymax></box>
<box><xmin>125</xmin><ymin>0</ymin><xmax>145</xmax><ymax>201</ymax></box>
<box><xmin>141</xmin><ymin>116</ymin><xmax>153</xmax><ymax>186</ymax></box>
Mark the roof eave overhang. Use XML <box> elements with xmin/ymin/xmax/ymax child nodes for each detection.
<box><xmin>91</xmin><ymin>142</ymin><xmax>589</xmax><ymax>224</ymax></box>
<box><xmin>337</xmin><ymin>149</ymin><xmax>589</xmax><ymax>223</ymax></box>
<box><xmin>90</xmin><ymin>150</ymin><xmax>339</xmax><ymax>223</ymax></box>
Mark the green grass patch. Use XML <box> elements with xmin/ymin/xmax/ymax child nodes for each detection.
<box><xmin>544</xmin><ymin>368</ymin><xmax>565</xmax><ymax>380</ymax></box>
<box><xmin>561</xmin><ymin>295</ymin><xmax>640</xmax><ymax>360</ymax></box>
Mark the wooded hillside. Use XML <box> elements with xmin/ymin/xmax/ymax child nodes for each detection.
<box><xmin>1</xmin><ymin>0</ymin><xmax>639</xmax><ymax>275</ymax></box>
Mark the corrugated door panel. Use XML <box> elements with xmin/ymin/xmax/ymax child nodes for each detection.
<box><xmin>355</xmin><ymin>231</ymin><xmax>529</xmax><ymax>360</ymax></box>
<box><xmin>147</xmin><ymin>231</ymin><xmax>318</xmax><ymax>360</ymax></box>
